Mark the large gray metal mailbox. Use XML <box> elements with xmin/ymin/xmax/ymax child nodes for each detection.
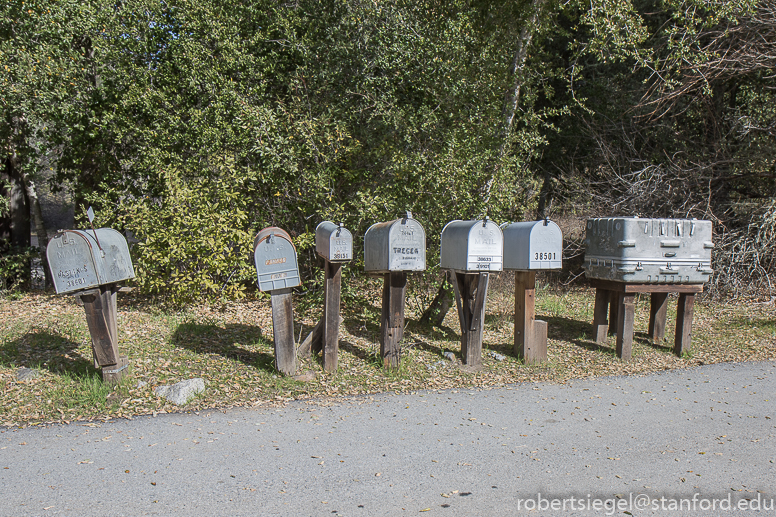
<box><xmin>253</xmin><ymin>227</ymin><xmax>301</xmax><ymax>292</ymax></box>
<box><xmin>364</xmin><ymin>212</ymin><xmax>426</xmax><ymax>273</ymax></box>
<box><xmin>364</xmin><ymin>212</ymin><xmax>426</xmax><ymax>368</ymax></box>
<box><xmin>583</xmin><ymin>217</ymin><xmax>714</xmax><ymax>362</ymax></box>
<box><xmin>46</xmin><ymin>227</ymin><xmax>135</xmax><ymax>383</ymax></box>
<box><xmin>47</xmin><ymin>229</ymin><xmax>135</xmax><ymax>295</ymax></box>
<box><xmin>440</xmin><ymin>219</ymin><xmax>503</xmax><ymax>273</ymax></box>
<box><xmin>315</xmin><ymin>221</ymin><xmax>353</xmax><ymax>263</ymax></box>
<box><xmin>583</xmin><ymin>217</ymin><xmax>713</xmax><ymax>284</ymax></box>
<box><xmin>502</xmin><ymin>220</ymin><xmax>563</xmax><ymax>271</ymax></box>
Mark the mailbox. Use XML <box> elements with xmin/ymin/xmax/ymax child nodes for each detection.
<box><xmin>364</xmin><ymin>213</ymin><xmax>426</xmax><ymax>273</ymax></box>
<box><xmin>253</xmin><ymin>227</ymin><xmax>301</xmax><ymax>292</ymax></box>
<box><xmin>47</xmin><ymin>229</ymin><xmax>135</xmax><ymax>295</ymax></box>
<box><xmin>315</xmin><ymin>221</ymin><xmax>353</xmax><ymax>262</ymax></box>
<box><xmin>440</xmin><ymin>219</ymin><xmax>503</xmax><ymax>273</ymax></box>
<box><xmin>502</xmin><ymin>220</ymin><xmax>563</xmax><ymax>271</ymax></box>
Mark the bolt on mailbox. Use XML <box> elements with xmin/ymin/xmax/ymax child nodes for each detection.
<box><xmin>253</xmin><ymin>227</ymin><xmax>301</xmax><ymax>292</ymax></box>
<box><xmin>364</xmin><ymin>212</ymin><xmax>426</xmax><ymax>368</ymax></box>
<box><xmin>315</xmin><ymin>221</ymin><xmax>353</xmax><ymax>262</ymax></box>
<box><xmin>501</xmin><ymin>220</ymin><xmax>563</xmax><ymax>271</ymax></box>
<box><xmin>501</xmin><ymin>219</ymin><xmax>564</xmax><ymax>365</ymax></box>
<box><xmin>364</xmin><ymin>212</ymin><xmax>426</xmax><ymax>273</ymax></box>
<box><xmin>47</xmin><ymin>229</ymin><xmax>135</xmax><ymax>295</ymax></box>
<box><xmin>440</xmin><ymin>219</ymin><xmax>504</xmax><ymax>273</ymax></box>
<box><xmin>46</xmin><ymin>227</ymin><xmax>135</xmax><ymax>383</ymax></box>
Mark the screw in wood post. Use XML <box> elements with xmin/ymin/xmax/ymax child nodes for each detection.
<box><xmin>380</xmin><ymin>272</ymin><xmax>406</xmax><ymax>369</ymax></box>
<box><xmin>322</xmin><ymin>261</ymin><xmax>342</xmax><ymax>372</ymax></box>
<box><xmin>270</xmin><ymin>288</ymin><xmax>297</xmax><ymax>375</ymax></box>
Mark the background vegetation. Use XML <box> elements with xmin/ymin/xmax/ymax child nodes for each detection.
<box><xmin>2</xmin><ymin>0</ymin><xmax>775</xmax><ymax>303</ymax></box>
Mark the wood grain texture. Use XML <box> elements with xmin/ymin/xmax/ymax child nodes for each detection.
<box><xmin>593</xmin><ymin>288</ymin><xmax>610</xmax><ymax>344</ymax></box>
<box><xmin>675</xmin><ymin>293</ymin><xmax>695</xmax><ymax>357</ymax></box>
<box><xmin>380</xmin><ymin>272</ymin><xmax>406</xmax><ymax>368</ymax></box>
<box><xmin>322</xmin><ymin>261</ymin><xmax>342</xmax><ymax>372</ymax></box>
<box><xmin>648</xmin><ymin>292</ymin><xmax>669</xmax><ymax>343</ymax></box>
<box><xmin>615</xmin><ymin>293</ymin><xmax>636</xmax><ymax>360</ymax></box>
<box><xmin>271</xmin><ymin>289</ymin><xmax>296</xmax><ymax>375</ymax></box>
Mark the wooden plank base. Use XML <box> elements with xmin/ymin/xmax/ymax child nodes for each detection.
<box><xmin>452</xmin><ymin>272</ymin><xmax>489</xmax><ymax>368</ymax></box>
<box><xmin>514</xmin><ymin>271</ymin><xmax>547</xmax><ymax>364</ymax></box>
<box><xmin>322</xmin><ymin>261</ymin><xmax>342</xmax><ymax>372</ymax></box>
<box><xmin>270</xmin><ymin>289</ymin><xmax>297</xmax><ymax>375</ymax></box>
<box><xmin>380</xmin><ymin>272</ymin><xmax>407</xmax><ymax>369</ymax></box>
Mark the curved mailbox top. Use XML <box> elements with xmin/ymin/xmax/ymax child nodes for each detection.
<box><xmin>502</xmin><ymin>220</ymin><xmax>563</xmax><ymax>270</ymax></box>
<box><xmin>253</xmin><ymin>227</ymin><xmax>301</xmax><ymax>292</ymax></box>
<box><xmin>47</xmin><ymin>228</ymin><xmax>135</xmax><ymax>295</ymax></box>
<box><xmin>364</xmin><ymin>213</ymin><xmax>426</xmax><ymax>273</ymax></box>
<box><xmin>315</xmin><ymin>221</ymin><xmax>353</xmax><ymax>262</ymax></box>
<box><xmin>440</xmin><ymin>219</ymin><xmax>503</xmax><ymax>273</ymax></box>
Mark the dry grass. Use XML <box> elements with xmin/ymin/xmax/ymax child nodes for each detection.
<box><xmin>2</xmin><ymin>273</ymin><xmax>775</xmax><ymax>428</ymax></box>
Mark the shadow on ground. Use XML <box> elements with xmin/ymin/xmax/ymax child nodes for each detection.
<box><xmin>171</xmin><ymin>322</ymin><xmax>276</xmax><ymax>373</ymax></box>
<box><xmin>1</xmin><ymin>331</ymin><xmax>98</xmax><ymax>376</ymax></box>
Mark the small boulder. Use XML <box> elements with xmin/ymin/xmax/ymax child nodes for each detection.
<box><xmin>17</xmin><ymin>368</ymin><xmax>40</xmax><ymax>382</ymax></box>
<box><xmin>154</xmin><ymin>378</ymin><xmax>205</xmax><ymax>406</ymax></box>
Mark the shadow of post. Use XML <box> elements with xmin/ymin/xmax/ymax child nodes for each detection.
<box><xmin>1</xmin><ymin>332</ymin><xmax>97</xmax><ymax>376</ymax></box>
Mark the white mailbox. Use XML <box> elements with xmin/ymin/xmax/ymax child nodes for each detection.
<box><xmin>47</xmin><ymin>229</ymin><xmax>135</xmax><ymax>295</ymax></box>
<box><xmin>502</xmin><ymin>220</ymin><xmax>563</xmax><ymax>270</ymax></box>
<box><xmin>315</xmin><ymin>221</ymin><xmax>353</xmax><ymax>262</ymax></box>
<box><xmin>364</xmin><ymin>212</ymin><xmax>426</xmax><ymax>273</ymax></box>
<box><xmin>253</xmin><ymin>227</ymin><xmax>301</xmax><ymax>292</ymax></box>
<box><xmin>440</xmin><ymin>219</ymin><xmax>503</xmax><ymax>273</ymax></box>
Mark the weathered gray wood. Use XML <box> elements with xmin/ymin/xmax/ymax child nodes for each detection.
<box><xmin>102</xmin><ymin>355</ymin><xmax>129</xmax><ymax>384</ymax></box>
<box><xmin>453</xmin><ymin>272</ymin><xmax>488</xmax><ymax>368</ymax></box>
<box><xmin>298</xmin><ymin>319</ymin><xmax>323</xmax><ymax>358</ymax></box>
<box><xmin>380</xmin><ymin>272</ymin><xmax>406</xmax><ymax>369</ymax></box>
<box><xmin>648</xmin><ymin>292</ymin><xmax>669</xmax><ymax>343</ymax></box>
<box><xmin>322</xmin><ymin>261</ymin><xmax>342</xmax><ymax>372</ymax></box>
<box><xmin>615</xmin><ymin>292</ymin><xmax>636</xmax><ymax>360</ymax></box>
<box><xmin>515</xmin><ymin>271</ymin><xmax>546</xmax><ymax>364</ymax></box>
<box><xmin>674</xmin><ymin>293</ymin><xmax>695</xmax><ymax>357</ymax></box>
<box><xmin>79</xmin><ymin>285</ymin><xmax>120</xmax><ymax>367</ymax></box>
<box><xmin>608</xmin><ymin>290</ymin><xmax>619</xmax><ymax>336</ymax></box>
<box><xmin>270</xmin><ymin>288</ymin><xmax>296</xmax><ymax>375</ymax></box>
<box><xmin>593</xmin><ymin>288</ymin><xmax>610</xmax><ymax>344</ymax></box>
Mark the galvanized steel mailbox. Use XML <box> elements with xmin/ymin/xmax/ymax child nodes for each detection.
<box><xmin>583</xmin><ymin>217</ymin><xmax>713</xmax><ymax>284</ymax></box>
<box><xmin>440</xmin><ymin>219</ymin><xmax>503</xmax><ymax>273</ymax></box>
<box><xmin>47</xmin><ymin>229</ymin><xmax>135</xmax><ymax>295</ymax></box>
<box><xmin>501</xmin><ymin>220</ymin><xmax>563</xmax><ymax>271</ymax></box>
<box><xmin>364</xmin><ymin>213</ymin><xmax>426</xmax><ymax>273</ymax></box>
<box><xmin>253</xmin><ymin>227</ymin><xmax>301</xmax><ymax>292</ymax></box>
<box><xmin>315</xmin><ymin>221</ymin><xmax>353</xmax><ymax>263</ymax></box>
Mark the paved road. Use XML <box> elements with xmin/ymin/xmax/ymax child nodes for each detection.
<box><xmin>2</xmin><ymin>361</ymin><xmax>775</xmax><ymax>516</ymax></box>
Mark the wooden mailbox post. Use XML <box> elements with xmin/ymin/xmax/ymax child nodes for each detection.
<box><xmin>47</xmin><ymin>228</ymin><xmax>135</xmax><ymax>383</ymax></box>
<box><xmin>502</xmin><ymin>220</ymin><xmax>563</xmax><ymax>364</ymax></box>
<box><xmin>364</xmin><ymin>212</ymin><xmax>426</xmax><ymax>369</ymax></box>
<box><xmin>440</xmin><ymin>219</ymin><xmax>503</xmax><ymax>368</ymax></box>
<box><xmin>253</xmin><ymin>227</ymin><xmax>301</xmax><ymax>375</ymax></box>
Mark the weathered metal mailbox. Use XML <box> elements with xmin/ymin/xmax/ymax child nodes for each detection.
<box><xmin>253</xmin><ymin>227</ymin><xmax>300</xmax><ymax>375</ymax></box>
<box><xmin>582</xmin><ymin>217</ymin><xmax>713</xmax><ymax>361</ymax></box>
<box><xmin>301</xmin><ymin>222</ymin><xmax>353</xmax><ymax>372</ymax></box>
<box><xmin>502</xmin><ymin>220</ymin><xmax>563</xmax><ymax>271</ymax></box>
<box><xmin>501</xmin><ymin>220</ymin><xmax>564</xmax><ymax>365</ymax></box>
<box><xmin>364</xmin><ymin>212</ymin><xmax>426</xmax><ymax>368</ymax></box>
<box><xmin>46</xmin><ymin>228</ymin><xmax>135</xmax><ymax>383</ymax></box>
<box><xmin>440</xmin><ymin>219</ymin><xmax>502</xmax><ymax>368</ymax></box>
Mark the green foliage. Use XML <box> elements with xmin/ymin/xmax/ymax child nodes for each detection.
<box><xmin>0</xmin><ymin>246</ymin><xmax>36</xmax><ymax>295</ymax></box>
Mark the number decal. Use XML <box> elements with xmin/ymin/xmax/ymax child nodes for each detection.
<box><xmin>534</xmin><ymin>252</ymin><xmax>557</xmax><ymax>261</ymax></box>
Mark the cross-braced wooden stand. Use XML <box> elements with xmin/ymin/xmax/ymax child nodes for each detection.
<box><xmin>452</xmin><ymin>272</ymin><xmax>490</xmax><ymax>368</ymax></box>
<box><xmin>514</xmin><ymin>271</ymin><xmax>548</xmax><ymax>364</ymax></box>
<box><xmin>74</xmin><ymin>283</ymin><xmax>131</xmax><ymax>383</ymax></box>
<box><xmin>380</xmin><ymin>272</ymin><xmax>407</xmax><ymax>369</ymax></box>
<box><xmin>299</xmin><ymin>261</ymin><xmax>343</xmax><ymax>372</ymax></box>
<box><xmin>270</xmin><ymin>288</ymin><xmax>297</xmax><ymax>375</ymax></box>
<box><xmin>591</xmin><ymin>279</ymin><xmax>702</xmax><ymax>360</ymax></box>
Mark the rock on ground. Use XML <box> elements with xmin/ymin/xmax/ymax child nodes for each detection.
<box><xmin>154</xmin><ymin>378</ymin><xmax>205</xmax><ymax>406</ymax></box>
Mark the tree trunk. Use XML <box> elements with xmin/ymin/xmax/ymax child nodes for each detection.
<box><xmin>22</xmin><ymin>172</ymin><xmax>51</xmax><ymax>288</ymax></box>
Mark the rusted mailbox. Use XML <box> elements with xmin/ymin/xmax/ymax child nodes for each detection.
<box><xmin>47</xmin><ymin>228</ymin><xmax>135</xmax><ymax>383</ymax></box>
<box><xmin>440</xmin><ymin>219</ymin><xmax>503</xmax><ymax>368</ymax></box>
<box><xmin>502</xmin><ymin>220</ymin><xmax>564</xmax><ymax>364</ymax></box>
<box><xmin>254</xmin><ymin>227</ymin><xmax>300</xmax><ymax>375</ymax></box>
<box><xmin>364</xmin><ymin>212</ymin><xmax>426</xmax><ymax>368</ymax></box>
<box><xmin>301</xmin><ymin>222</ymin><xmax>353</xmax><ymax>372</ymax></box>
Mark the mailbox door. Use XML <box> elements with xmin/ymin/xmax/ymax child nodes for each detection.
<box><xmin>316</xmin><ymin>221</ymin><xmax>353</xmax><ymax>262</ymax></box>
<box><xmin>528</xmin><ymin>221</ymin><xmax>563</xmax><ymax>269</ymax></box>
<box><xmin>254</xmin><ymin>228</ymin><xmax>301</xmax><ymax>291</ymax></box>
<box><xmin>93</xmin><ymin>228</ymin><xmax>136</xmax><ymax>284</ymax></box>
<box><xmin>47</xmin><ymin>231</ymin><xmax>101</xmax><ymax>294</ymax></box>
<box><xmin>465</xmin><ymin>220</ymin><xmax>503</xmax><ymax>272</ymax></box>
<box><xmin>387</xmin><ymin>218</ymin><xmax>426</xmax><ymax>271</ymax></box>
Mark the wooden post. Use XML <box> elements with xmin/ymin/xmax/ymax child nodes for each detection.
<box><xmin>674</xmin><ymin>293</ymin><xmax>695</xmax><ymax>356</ymax></box>
<box><xmin>79</xmin><ymin>283</ymin><xmax>129</xmax><ymax>383</ymax></box>
<box><xmin>608</xmin><ymin>290</ymin><xmax>619</xmax><ymax>336</ymax></box>
<box><xmin>322</xmin><ymin>261</ymin><xmax>342</xmax><ymax>372</ymax></box>
<box><xmin>452</xmin><ymin>272</ymin><xmax>489</xmax><ymax>368</ymax></box>
<box><xmin>648</xmin><ymin>292</ymin><xmax>669</xmax><ymax>343</ymax></box>
<box><xmin>593</xmin><ymin>288</ymin><xmax>610</xmax><ymax>344</ymax></box>
<box><xmin>380</xmin><ymin>272</ymin><xmax>406</xmax><ymax>369</ymax></box>
<box><xmin>514</xmin><ymin>271</ymin><xmax>547</xmax><ymax>363</ymax></box>
<box><xmin>615</xmin><ymin>292</ymin><xmax>636</xmax><ymax>360</ymax></box>
<box><xmin>270</xmin><ymin>288</ymin><xmax>296</xmax><ymax>375</ymax></box>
